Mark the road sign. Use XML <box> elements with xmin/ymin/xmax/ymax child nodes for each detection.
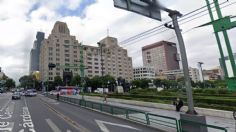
<box><xmin>113</xmin><ymin>0</ymin><xmax>161</xmax><ymax>21</ymax></box>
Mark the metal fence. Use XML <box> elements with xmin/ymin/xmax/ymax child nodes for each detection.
<box><xmin>46</xmin><ymin>94</ymin><xmax>227</xmax><ymax>132</ymax></box>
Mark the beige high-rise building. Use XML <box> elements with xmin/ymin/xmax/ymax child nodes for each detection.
<box><xmin>39</xmin><ymin>21</ymin><xmax>133</xmax><ymax>82</ymax></box>
<box><xmin>40</xmin><ymin>21</ymin><xmax>81</xmax><ymax>82</ymax></box>
<box><xmin>84</xmin><ymin>36</ymin><xmax>133</xmax><ymax>81</ymax></box>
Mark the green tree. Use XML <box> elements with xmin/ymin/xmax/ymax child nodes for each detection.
<box><xmin>5</xmin><ymin>78</ymin><xmax>15</xmax><ymax>90</ymax></box>
<box><xmin>131</xmin><ymin>80</ymin><xmax>141</xmax><ymax>88</ymax></box>
<box><xmin>70</xmin><ymin>74</ymin><xmax>81</xmax><ymax>86</ymax></box>
<box><xmin>54</xmin><ymin>76</ymin><xmax>63</xmax><ymax>86</ymax></box>
<box><xmin>90</xmin><ymin>76</ymin><xmax>102</xmax><ymax>91</ymax></box>
<box><xmin>19</xmin><ymin>75</ymin><xmax>33</xmax><ymax>88</ymax></box>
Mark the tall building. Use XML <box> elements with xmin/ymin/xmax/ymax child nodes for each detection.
<box><xmin>39</xmin><ymin>21</ymin><xmax>133</xmax><ymax>82</ymax></box>
<box><xmin>133</xmin><ymin>66</ymin><xmax>155</xmax><ymax>80</ymax></box>
<box><xmin>142</xmin><ymin>41</ymin><xmax>179</xmax><ymax>75</ymax></box>
<box><xmin>29</xmin><ymin>32</ymin><xmax>45</xmax><ymax>74</ymax></box>
<box><xmin>203</xmin><ymin>67</ymin><xmax>224</xmax><ymax>80</ymax></box>
<box><xmin>39</xmin><ymin>21</ymin><xmax>81</xmax><ymax>82</ymax></box>
<box><xmin>0</xmin><ymin>67</ymin><xmax>3</xmax><ymax>79</ymax></box>
<box><xmin>219</xmin><ymin>53</ymin><xmax>236</xmax><ymax>78</ymax></box>
<box><xmin>84</xmin><ymin>36</ymin><xmax>133</xmax><ymax>81</ymax></box>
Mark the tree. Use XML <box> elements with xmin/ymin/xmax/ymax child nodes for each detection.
<box><xmin>54</xmin><ymin>76</ymin><xmax>63</xmax><ymax>86</ymax></box>
<box><xmin>90</xmin><ymin>76</ymin><xmax>102</xmax><ymax>91</ymax></box>
<box><xmin>70</xmin><ymin>74</ymin><xmax>81</xmax><ymax>86</ymax></box>
<box><xmin>5</xmin><ymin>78</ymin><xmax>15</xmax><ymax>90</ymax></box>
<box><xmin>153</xmin><ymin>79</ymin><xmax>162</xmax><ymax>87</ymax></box>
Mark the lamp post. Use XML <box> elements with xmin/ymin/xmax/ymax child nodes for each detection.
<box><xmin>198</xmin><ymin>62</ymin><xmax>205</xmax><ymax>88</ymax></box>
<box><xmin>97</xmin><ymin>42</ymin><xmax>105</xmax><ymax>94</ymax></box>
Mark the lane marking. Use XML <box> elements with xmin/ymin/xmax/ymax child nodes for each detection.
<box><xmin>0</xmin><ymin>98</ymin><xmax>11</xmax><ymax>111</ymax></box>
<box><xmin>95</xmin><ymin>120</ymin><xmax>140</xmax><ymax>132</ymax></box>
<box><xmin>0</xmin><ymin>122</ymin><xmax>14</xmax><ymax>131</ymax></box>
<box><xmin>40</xmin><ymin>98</ymin><xmax>90</xmax><ymax>132</ymax></box>
<box><xmin>46</xmin><ymin>118</ymin><xmax>62</xmax><ymax>132</ymax></box>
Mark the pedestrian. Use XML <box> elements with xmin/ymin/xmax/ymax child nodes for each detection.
<box><xmin>103</xmin><ymin>93</ymin><xmax>107</xmax><ymax>103</ymax></box>
<box><xmin>56</xmin><ymin>92</ymin><xmax>60</xmax><ymax>101</ymax></box>
<box><xmin>174</xmin><ymin>98</ymin><xmax>183</xmax><ymax>112</ymax></box>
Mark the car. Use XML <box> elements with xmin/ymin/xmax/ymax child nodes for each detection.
<box><xmin>12</xmin><ymin>92</ymin><xmax>21</xmax><ymax>100</ymax></box>
<box><xmin>25</xmin><ymin>89</ymin><xmax>37</xmax><ymax>97</ymax></box>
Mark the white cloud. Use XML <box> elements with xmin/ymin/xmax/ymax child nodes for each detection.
<box><xmin>0</xmin><ymin>0</ymin><xmax>236</xmax><ymax>84</ymax></box>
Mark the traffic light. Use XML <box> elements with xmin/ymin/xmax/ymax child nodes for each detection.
<box><xmin>48</xmin><ymin>63</ymin><xmax>56</xmax><ymax>69</ymax></box>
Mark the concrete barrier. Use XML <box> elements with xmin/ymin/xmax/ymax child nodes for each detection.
<box><xmin>67</xmin><ymin>95</ymin><xmax>234</xmax><ymax>119</ymax></box>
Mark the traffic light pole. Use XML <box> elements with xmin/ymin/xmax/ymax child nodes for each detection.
<box><xmin>213</xmin><ymin>0</ymin><xmax>236</xmax><ymax>77</ymax></box>
<box><xmin>205</xmin><ymin>0</ymin><xmax>228</xmax><ymax>78</ymax></box>
<box><xmin>169</xmin><ymin>11</ymin><xmax>197</xmax><ymax>115</ymax></box>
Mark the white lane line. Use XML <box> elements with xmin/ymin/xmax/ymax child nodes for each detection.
<box><xmin>46</xmin><ymin>118</ymin><xmax>62</xmax><ymax>132</ymax></box>
<box><xmin>0</xmin><ymin>98</ymin><xmax>11</xmax><ymax>111</ymax></box>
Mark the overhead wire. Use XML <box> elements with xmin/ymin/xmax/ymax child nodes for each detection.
<box><xmin>119</xmin><ymin>0</ymin><xmax>229</xmax><ymax>46</ymax></box>
<box><xmin>120</xmin><ymin>0</ymin><xmax>236</xmax><ymax>47</ymax></box>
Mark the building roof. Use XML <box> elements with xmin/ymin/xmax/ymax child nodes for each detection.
<box><xmin>142</xmin><ymin>41</ymin><xmax>176</xmax><ymax>51</ymax></box>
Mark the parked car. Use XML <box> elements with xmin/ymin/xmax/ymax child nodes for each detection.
<box><xmin>12</xmin><ymin>92</ymin><xmax>21</xmax><ymax>100</ymax></box>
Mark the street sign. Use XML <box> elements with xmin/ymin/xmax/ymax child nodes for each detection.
<box><xmin>113</xmin><ymin>0</ymin><xmax>161</xmax><ymax>21</ymax></box>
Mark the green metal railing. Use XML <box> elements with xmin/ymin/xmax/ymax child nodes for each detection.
<box><xmin>46</xmin><ymin>94</ymin><xmax>228</xmax><ymax>132</ymax></box>
<box><xmin>179</xmin><ymin>119</ymin><xmax>228</xmax><ymax>132</ymax></box>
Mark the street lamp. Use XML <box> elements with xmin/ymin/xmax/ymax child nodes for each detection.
<box><xmin>198</xmin><ymin>62</ymin><xmax>205</xmax><ymax>88</ymax></box>
<box><xmin>97</xmin><ymin>42</ymin><xmax>105</xmax><ymax>94</ymax></box>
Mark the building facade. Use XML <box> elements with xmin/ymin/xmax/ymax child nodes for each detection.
<box><xmin>142</xmin><ymin>41</ymin><xmax>179</xmax><ymax>74</ymax></box>
<box><xmin>203</xmin><ymin>67</ymin><xmax>224</xmax><ymax>80</ymax></box>
<box><xmin>29</xmin><ymin>32</ymin><xmax>45</xmax><ymax>74</ymax></box>
<box><xmin>133</xmin><ymin>67</ymin><xmax>155</xmax><ymax>80</ymax></box>
<box><xmin>84</xmin><ymin>37</ymin><xmax>133</xmax><ymax>81</ymax></box>
<box><xmin>39</xmin><ymin>21</ymin><xmax>81</xmax><ymax>82</ymax></box>
<box><xmin>39</xmin><ymin>21</ymin><xmax>133</xmax><ymax>82</ymax></box>
<box><xmin>162</xmin><ymin>67</ymin><xmax>200</xmax><ymax>82</ymax></box>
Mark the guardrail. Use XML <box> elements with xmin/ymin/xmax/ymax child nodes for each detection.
<box><xmin>179</xmin><ymin>119</ymin><xmax>228</xmax><ymax>132</ymax></box>
<box><xmin>45</xmin><ymin>94</ymin><xmax>228</xmax><ymax>132</ymax></box>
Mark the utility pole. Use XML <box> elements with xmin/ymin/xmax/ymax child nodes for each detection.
<box><xmin>79</xmin><ymin>43</ymin><xmax>85</xmax><ymax>100</ymax></box>
<box><xmin>97</xmin><ymin>42</ymin><xmax>105</xmax><ymax>93</ymax></box>
<box><xmin>168</xmin><ymin>11</ymin><xmax>196</xmax><ymax>115</ymax></box>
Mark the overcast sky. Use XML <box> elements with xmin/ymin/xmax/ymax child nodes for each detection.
<box><xmin>0</xmin><ymin>0</ymin><xmax>236</xmax><ymax>83</ymax></box>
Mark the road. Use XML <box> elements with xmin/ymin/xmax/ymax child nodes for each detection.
<box><xmin>0</xmin><ymin>93</ymin><xmax>162</xmax><ymax>132</ymax></box>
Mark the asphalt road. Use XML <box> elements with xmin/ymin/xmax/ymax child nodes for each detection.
<box><xmin>0</xmin><ymin>93</ymin><xmax>162</xmax><ymax>132</ymax></box>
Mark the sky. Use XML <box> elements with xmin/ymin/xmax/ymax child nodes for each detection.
<box><xmin>0</xmin><ymin>0</ymin><xmax>236</xmax><ymax>83</ymax></box>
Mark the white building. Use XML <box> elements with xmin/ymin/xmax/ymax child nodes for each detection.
<box><xmin>162</xmin><ymin>67</ymin><xmax>200</xmax><ymax>82</ymax></box>
<box><xmin>133</xmin><ymin>67</ymin><xmax>155</xmax><ymax>80</ymax></box>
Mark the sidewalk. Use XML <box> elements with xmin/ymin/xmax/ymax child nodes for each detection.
<box><xmin>64</xmin><ymin>94</ymin><xmax>235</xmax><ymax>132</ymax></box>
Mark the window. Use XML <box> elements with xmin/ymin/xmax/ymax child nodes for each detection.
<box><xmin>65</xmin><ymin>68</ymin><xmax>69</xmax><ymax>71</ymax></box>
<box><xmin>56</xmin><ymin>72</ymin><xmax>60</xmax><ymax>76</ymax></box>
<box><xmin>65</xmin><ymin>59</ymin><xmax>70</xmax><ymax>62</ymax></box>
<box><xmin>65</xmin><ymin>54</ymin><xmax>70</xmax><ymax>57</ymax></box>
<box><xmin>56</xmin><ymin>58</ymin><xmax>60</xmax><ymax>61</ymax></box>
<box><xmin>73</xmin><ymin>46</ymin><xmax>77</xmax><ymax>49</ymax></box>
<box><xmin>49</xmin><ymin>72</ymin><xmax>53</xmax><ymax>75</ymax></box>
<box><xmin>56</xmin><ymin>53</ymin><xmax>60</xmax><ymax>56</ymax></box>
<box><xmin>95</xmin><ymin>71</ymin><xmax>99</xmax><ymax>73</ymax></box>
<box><xmin>56</xmin><ymin>68</ymin><xmax>60</xmax><ymax>71</ymax></box>
<box><xmin>49</xmin><ymin>53</ymin><xmax>53</xmax><ymax>56</ymax></box>
<box><xmin>88</xmin><ymin>70</ymin><xmax>92</xmax><ymax>73</ymax></box>
<box><xmin>74</xmin><ymin>55</ymin><xmax>77</xmax><ymax>57</ymax></box>
<box><xmin>64</xmin><ymin>45</ymin><xmax>69</xmax><ymax>48</ymax></box>
<box><xmin>94</xmin><ymin>62</ymin><xmax>98</xmax><ymax>65</ymax></box>
<box><xmin>94</xmin><ymin>58</ymin><xmax>98</xmax><ymax>61</ymax></box>
<box><xmin>95</xmin><ymin>67</ymin><xmax>99</xmax><ymax>69</ymax></box>
<box><xmin>49</xmin><ymin>47</ymin><xmax>53</xmax><ymax>51</ymax></box>
<box><xmin>64</xmin><ymin>40</ymin><xmax>70</xmax><ymax>43</ymax></box>
<box><xmin>49</xmin><ymin>77</ymin><xmax>53</xmax><ymax>80</ymax></box>
<box><xmin>87</xmin><ymin>62</ymin><xmax>92</xmax><ymax>64</ymax></box>
<box><xmin>74</xmin><ymin>51</ymin><xmax>77</xmax><ymax>53</ymax></box>
<box><xmin>88</xmin><ymin>66</ymin><xmax>92</xmax><ymax>69</ymax></box>
<box><xmin>65</xmin><ymin>50</ymin><xmax>69</xmax><ymax>53</ymax></box>
<box><xmin>48</xmin><ymin>57</ymin><xmax>53</xmax><ymax>61</ymax></box>
<box><xmin>57</xmin><ymin>39</ymin><xmax>59</xmax><ymax>42</ymax></box>
<box><xmin>56</xmin><ymin>44</ymin><xmax>60</xmax><ymax>47</ymax></box>
<box><xmin>56</xmin><ymin>49</ymin><xmax>60</xmax><ymax>52</ymax></box>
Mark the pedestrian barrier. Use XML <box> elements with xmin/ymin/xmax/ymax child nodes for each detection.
<box><xmin>179</xmin><ymin>119</ymin><xmax>228</xmax><ymax>132</ymax></box>
<box><xmin>45</xmin><ymin>94</ymin><xmax>228</xmax><ymax>132</ymax></box>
